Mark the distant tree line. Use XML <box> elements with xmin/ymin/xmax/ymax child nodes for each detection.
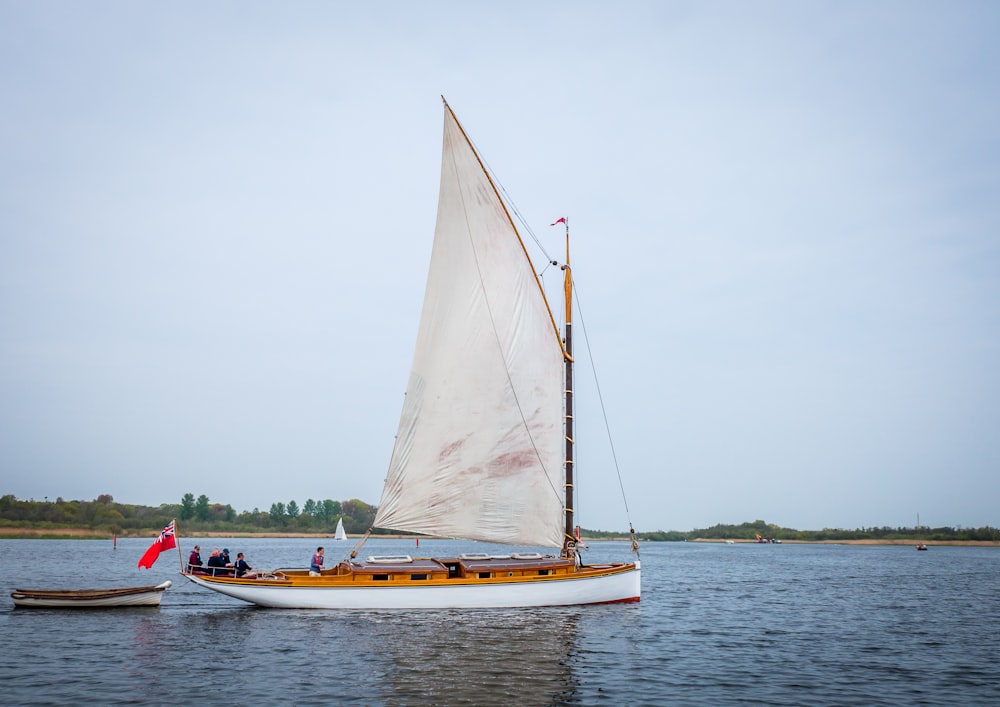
<box><xmin>2</xmin><ymin>496</ymin><xmax>997</xmax><ymax>542</ymax></box>
<box><xmin>0</xmin><ymin>493</ymin><xmax>379</xmax><ymax>536</ymax></box>
<box><xmin>578</xmin><ymin>518</ymin><xmax>1000</xmax><ymax>543</ymax></box>
<box><xmin>640</xmin><ymin>519</ymin><xmax>1000</xmax><ymax>543</ymax></box>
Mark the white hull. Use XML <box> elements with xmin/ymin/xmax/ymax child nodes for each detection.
<box><xmin>185</xmin><ymin>563</ymin><xmax>639</xmax><ymax>609</ymax></box>
<box><xmin>11</xmin><ymin>581</ymin><xmax>171</xmax><ymax>608</ymax></box>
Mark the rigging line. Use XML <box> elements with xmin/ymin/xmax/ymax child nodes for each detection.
<box><xmin>448</xmin><ymin>149</ymin><xmax>564</xmax><ymax>509</ymax></box>
<box><xmin>537</xmin><ymin>259</ymin><xmax>558</xmax><ymax>279</ymax></box>
<box><xmin>572</xmin><ymin>280</ymin><xmax>634</xmax><ymax>525</ymax></box>
<box><xmin>472</xmin><ymin>147</ymin><xmax>554</xmax><ymax>263</ymax></box>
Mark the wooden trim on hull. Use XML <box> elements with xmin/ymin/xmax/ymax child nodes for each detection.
<box><xmin>184</xmin><ymin>559</ymin><xmax>640</xmax><ymax>609</ymax></box>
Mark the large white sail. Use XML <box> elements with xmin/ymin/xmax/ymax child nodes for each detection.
<box><xmin>374</xmin><ymin>105</ymin><xmax>566</xmax><ymax>548</ymax></box>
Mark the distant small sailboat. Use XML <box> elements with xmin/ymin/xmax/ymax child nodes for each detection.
<box><xmin>334</xmin><ymin>517</ymin><xmax>348</xmax><ymax>541</ymax></box>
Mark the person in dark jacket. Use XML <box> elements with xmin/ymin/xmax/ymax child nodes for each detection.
<box><xmin>206</xmin><ymin>548</ymin><xmax>232</xmax><ymax>576</ymax></box>
<box><xmin>187</xmin><ymin>545</ymin><xmax>203</xmax><ymax>574</ymax></box>
<box><xmin>234</xmin><ymin>552</ymin><xmax>253</xmax><ymax>578</ymax></box>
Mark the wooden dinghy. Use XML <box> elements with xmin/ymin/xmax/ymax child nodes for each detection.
<box><xmin>11</xmin><ymin>580</ymin><xmax>172</xmax><ymax>608</ymax></box>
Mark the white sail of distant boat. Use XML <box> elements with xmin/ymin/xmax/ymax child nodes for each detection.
<box><xmin>183</xmin><ymin>98</ymin><xmax>641</xmax><ymax>609</ymax></box>
<box><xmin>334</xmin><ymin>517</ymin><xmax>347</xmax><ymax>541</ymax></box>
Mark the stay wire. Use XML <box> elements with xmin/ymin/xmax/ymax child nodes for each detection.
<box><xmin>477</xmin><ymin>151</ymin><xmax>554</xmax><ymax>263</ymax></box>
<box><xmin>571</xmin><ymin>280</ymin><xmax>636</xmax><ymax>534</ymax></box>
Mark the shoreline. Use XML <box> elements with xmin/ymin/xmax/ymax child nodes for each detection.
<box><xmin>690</xmin><ymin>538</ymin><xmax>1000</xmax><ymax>547</ymax></box>
<box><xmin>1</xmin><ymin>527</ymin><xmax>997</xmax><ymax>546</ymax></box>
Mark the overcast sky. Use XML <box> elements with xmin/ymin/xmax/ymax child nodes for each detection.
<box><xmin>2</xmin><ymin>2</ymin><xmax>997</xmax><ymax>533</ymax></box>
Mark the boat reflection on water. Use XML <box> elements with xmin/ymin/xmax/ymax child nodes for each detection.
<box><xmin>120</xmin><ymin>603</ymin><xmax>581</xmax><ymax>704</ymax></box>
<box><xmin>369</xmin><ymin>608</ymin><xmax>580</xmax><ymax>706</ymax></box>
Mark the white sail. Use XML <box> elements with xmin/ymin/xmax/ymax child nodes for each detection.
<box><xmin>334</xmin><ymin>517</ymin><xmax>347</xmax><ymax>541</ymax></box>
<box><xmin>374</xmin><ymin>105</ymin><xmax>566</xmax><ymax>548</ymax></box>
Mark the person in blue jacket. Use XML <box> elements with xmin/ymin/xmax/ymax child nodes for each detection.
<box><xmin>207</xmin><ymin>548</ymin><xmax>232</xmax><ymax>576</ymax></box>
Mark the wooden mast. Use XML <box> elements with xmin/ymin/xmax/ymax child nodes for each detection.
<box><xmin>560</xmin><ymin>219</ymin><xmax>575</xmax><ymax>557</ymax></box>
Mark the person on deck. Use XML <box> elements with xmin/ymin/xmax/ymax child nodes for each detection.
<box><xmin>234</xmin><ymin>552</ymin><xmax>253</xmax><ymax>578</ymax></box>
<box><xmin>310</xmin><ymin>547</ymin><xmax>325</xmax><ymax>576</ymax></box>
<box><xmin>187</xmin><ymin>545</ymin><xmax>203</xmax><ymax>574</ymax></box>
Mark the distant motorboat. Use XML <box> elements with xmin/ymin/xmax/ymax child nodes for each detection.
<box><xmin>916</xmin><ymin>544</ymin><xmax>928</xmax><ymax>551</ymax></box>
<box><xmin>11</xmin><ymin>580</ymin><xmax>171</xmax><ymax>608</ymax></box>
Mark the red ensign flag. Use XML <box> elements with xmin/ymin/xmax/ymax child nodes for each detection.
<box><xmin>550</xmin><ymin>217</ymin><xmax>566</xmax><ymax>226</ymax></box>
<box><xmin>138</xmin><ymin>520</ymin><xmax>177</xmax><ymax>569</ymax></box>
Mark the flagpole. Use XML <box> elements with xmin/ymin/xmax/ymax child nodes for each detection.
<box><xmin>174</xmin><ymin>518</ymin><xmax>184</xmax><ymax>573</ymax></box>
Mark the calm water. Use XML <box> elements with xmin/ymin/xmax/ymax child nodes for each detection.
<box><xmin>1</xmin><ymin>538</ymin><xmax>998</xmax><ymax>705</ymax></box>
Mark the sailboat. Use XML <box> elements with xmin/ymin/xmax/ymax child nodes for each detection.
<box><xmin>183</xmin><ymin>98</ymin><xmax>641</xmax><ymax>609</ymax></box>
<box><xmin>334</xmin><ymin>517</ymin><xmax>347</xmax><ymax>541</ymax></box>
